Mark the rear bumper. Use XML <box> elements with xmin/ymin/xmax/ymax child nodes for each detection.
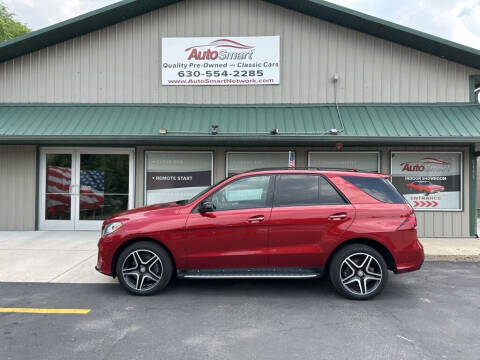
<box><xmin>395</xmin><ymin>237</ymin><xmax>425</xmax><ymax>274</ymax></box>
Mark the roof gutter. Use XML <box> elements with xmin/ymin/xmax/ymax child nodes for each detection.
<box><xmin>1</xmin><ymin>135</ymin><xmax>480</xmax><ymax>146</ymax></box>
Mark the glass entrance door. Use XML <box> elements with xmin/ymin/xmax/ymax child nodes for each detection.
<box><xmin>39</xmin><ymin>150</ymin><xmax>76</xmax><ymax>230</ymax></box>
<box><xmin>39</xmin><ymin>148</ymin><xmax>135</xmax><ymax>231</ymax></box>
<box><xmin>75</xmin><ymin>150</ymin><xmax>134</xmax><ymax>230</ymax></box>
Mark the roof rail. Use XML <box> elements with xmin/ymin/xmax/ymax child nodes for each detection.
<box><xmin>247</xmin><ymin>167</ymin><xmax>378</xmax><ymax>173</ymax></box>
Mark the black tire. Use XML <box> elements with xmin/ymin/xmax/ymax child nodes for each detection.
<box><xmin>329</xmin><ymin>244</ymin><xmax>388</xmax><ymax>300</ymax></box>
<box><xmin>116</xmin><ymin>241</ymin><xmax>173</xmax><ymax>296</ymax></box>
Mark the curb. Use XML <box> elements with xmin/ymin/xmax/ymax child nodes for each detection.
<box><xmin>425</xmin><ymin>255</ymin><xmax>480</xmax><ymax>262</ymax></box>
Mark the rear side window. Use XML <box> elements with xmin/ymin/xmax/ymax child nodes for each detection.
<box><xmin>319</xmin><ymin>176</ymin><xmax>347</xmax><ymax>204</ymax></box>
<box><xmin>274</xmin><ymin>174</ymin><xmax>346</xmax><ymax>206</ymax></box>
<box><xmin>342</xmin><ymin>176</ymin><xmax>406</xmax><ymax>204</ymax></box>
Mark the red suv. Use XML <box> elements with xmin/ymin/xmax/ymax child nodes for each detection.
<box><xmin>96</xmin><ymin>169</ymin><xmax>424</xmax><ymax>300</ymax></box>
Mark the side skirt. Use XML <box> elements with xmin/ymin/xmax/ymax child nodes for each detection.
<box><xmin>177</xmin><ymin>267</ymin><xmax>324</xmax><ymax>279</ymax></box>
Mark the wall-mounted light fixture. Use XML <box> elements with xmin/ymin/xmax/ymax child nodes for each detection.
<box><xmin>211</xmin><ymin>124</ymin><xmax>219</xmax><ymax>135</ymax></box>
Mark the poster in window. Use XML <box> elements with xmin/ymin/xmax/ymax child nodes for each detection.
<box><xmin>226</xmin><ymin>152</ymin><xmax>290</xmax><ymax>176</ymax></box>
<box><xmin>390</xmin><ymin>152</ymin><xmax>462</xmax><ymax>211</ymax></box>
<box><xmin>308</xmin><ymin>152</ymin><xmax>379</xmax><ymax>172</ymax></box>
<box><xmin>145</xmin><ymin>152</ymin><xmax>213</xmax><ymax>205</ymax></box>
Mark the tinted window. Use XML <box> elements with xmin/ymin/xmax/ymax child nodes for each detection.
<box><xmin>207</xmin><ymin>175</ymin><xmax>272</xmax><ymax>211</ymax></box>
<box><xmin>274</xmin><ymin>175</ymin><xmax>346</xmax><ymax>206</ymax></box>
<box><xmin>319</xmin><ymin>176</ymin><xmax>346</xmax><ymax>204</ymax></box>
<box><xmin>343</xmin><ymin>176</ymin><xmax>406</xmax><ymax>204</ymax></box>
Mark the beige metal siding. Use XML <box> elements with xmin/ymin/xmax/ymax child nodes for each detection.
<box><xmin>0</xmin><ymin>146</ymin><xmax>37</xmax><ymax>230</ymax></box>
<box><xmin>1</xmin><ymin>0</ymin><xmax>478</xmax><ymax>104</ymax></box>
<box><xmin>134</xmin><ymin>145</ymin><xmax>470</xmax><ymax>237</ymax></box>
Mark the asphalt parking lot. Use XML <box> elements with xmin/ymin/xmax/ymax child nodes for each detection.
<box><xmin>1</xmin><ymin>262</ymin><xmax>479</xmax><ymax>360</ymax></box>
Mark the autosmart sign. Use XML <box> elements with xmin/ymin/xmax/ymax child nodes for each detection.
<box><xmin>161</xmin><ymin>36</ymin><xmax>280</xmax><ymax>85</ymax></box>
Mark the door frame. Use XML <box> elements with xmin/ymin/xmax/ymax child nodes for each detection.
<box><xmin>39</xmin><ymin>147</ymin><xmax>135</xmax><ymax>231</ymax></box>
<box><xmin>38</xmin><ymin>148</ymin><xmax>77</xmax><ymax>230</ymax></box>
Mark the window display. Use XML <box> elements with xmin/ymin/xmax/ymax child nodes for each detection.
<box><xmin>308</xmin><ymin>152</ymin><xmax>379</xmax><ymax>172</ymax></box>
<box><xmin>390</xmin><ymin>152</ymin><xmax>462</xmax><ymax>211</ymax></box>
<box><xmin>145</xmin><ymin>151</ymin><xmax>213</xmax><ymax>205</ymax></box>
<box><xmin>226</xmin><ymin>152</ymin><xmax>291</xmax><ymax>176</ymax></box>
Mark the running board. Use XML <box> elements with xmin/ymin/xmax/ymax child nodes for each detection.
<box><xmin>177</xmin><ymin>267</ymin><xmax>323</xmax><ymax>279</ymax></box>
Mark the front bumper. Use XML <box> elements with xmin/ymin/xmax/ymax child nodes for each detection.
<box><xmin>95</xmin><ymin>265</ymin><xmax>109</xmax><ymax>276</ymax></box>
<box><xmin>96</xmin><ymin>236</ymin><xmax>115</xmax><ymax>276</ymax></box>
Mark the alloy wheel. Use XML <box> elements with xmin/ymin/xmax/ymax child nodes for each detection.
<box><xmin>121</xmin><ymin>249</ymin><xmax>163</xmax><ymax>291</ymax></box>
<box><xmin>340</xmin><ymin>252</ymin><xmax>383</xmax><ymax>296</ymax></box>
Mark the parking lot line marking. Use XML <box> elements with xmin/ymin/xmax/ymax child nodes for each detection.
<box><xmin>0</xmin><ymin>308</ymin><xmax>91</xmax><ymax>315</ymax></box>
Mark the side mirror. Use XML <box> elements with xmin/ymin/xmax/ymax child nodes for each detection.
<box><xmin>198</xmin><ymin>201</ymin><xmax>215</xmax><ymax>213</ymax></box>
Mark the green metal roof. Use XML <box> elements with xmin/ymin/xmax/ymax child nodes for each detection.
<box><xmin>1</xmin><ymin>1</ymin><xmax>480</xmax><ymax>70</ymax></box>
<box><xmin>1</xmin><ymin>103</ymin><xmax>480</xmax><ymax>145</ymax></box>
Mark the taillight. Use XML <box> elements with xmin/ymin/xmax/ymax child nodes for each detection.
<box><xmin>397</xmin><ymin>214</ymin><xmax>417</xmax><ymax>231</ymax></box>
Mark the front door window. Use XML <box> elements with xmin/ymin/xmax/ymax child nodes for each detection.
<box><xmin>207</xmin><ymin>175</ymin><xmax>272</xmax><ymax>211</ymax></box>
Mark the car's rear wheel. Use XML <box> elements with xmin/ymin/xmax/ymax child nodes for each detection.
<box><xmin>329</xmin><ymin>244</ymin><xmax>388</xmax><ymax>300</ymax></box>
<box><xmin>116</xmin><ymin>241</ymin><xmax>173</xmax><ymax>296</ymax></box>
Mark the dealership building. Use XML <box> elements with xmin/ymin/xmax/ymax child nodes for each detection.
<box><xmin>1</xmin><ymin>0</ymin><xmax>480</xmax><ymax>237</ymax></box>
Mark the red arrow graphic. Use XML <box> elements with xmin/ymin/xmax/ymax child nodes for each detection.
<box><xmin>413</xmin><ymin>200</ymin><xmax>439</xmax><ymax>208</ymax></box>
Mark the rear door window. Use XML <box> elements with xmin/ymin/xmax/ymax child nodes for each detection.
<box><xmin>342</xmin><ymin>176</ymin><xmax>406</xmax><ymax>204</ymax></box>
<box><xmin>274</xmin><ymin>174</ymin><xmax>346</xmax><ymax>206</ymax></box>
<box><xmin>319</xmin><ymin>176</ymin><xmax>346</xmax><ymax>204</ymax></box>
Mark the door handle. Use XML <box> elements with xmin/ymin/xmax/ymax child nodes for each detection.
<box><xmin>69</xmin><ymin>184</ymin><xmax>79</xmax><ymax>195</ymax></box>
<box><xmin>328</xmin><ymin>213</ymin><xmax>347</xmax><ymax>221</ymax></box>
<box><xmin>247</xmin><ymin>215</ymin><xmax>265</xmax><ymax>223</ymax></box>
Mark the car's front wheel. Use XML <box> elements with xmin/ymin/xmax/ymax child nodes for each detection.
<box><xmin>329</xmin><ymin>244</ymin><xmax>388</xmax><ymax>300</ymax></box>
<box><xmin>116</xmin><ymin>241</ymin><xmax>173</xmax><ymax>296</ymax></box>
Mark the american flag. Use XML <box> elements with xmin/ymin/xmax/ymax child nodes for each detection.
<box><xmin>79</xmin><ymin>169</ymin><xmax>105</xmax><ymax>211</ymax></box>
<box><xmin>288</xmin><ymin>151</ymin><xmax>295</xmax><ymax>168</ymax></box>
<box><xmin>46</xmin><ymin>166</ymin><xmax>104</xmax><ymax>215</ymax></box>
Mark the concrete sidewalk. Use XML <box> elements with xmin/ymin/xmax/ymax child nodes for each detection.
<box><xmin>0</xmin><ymin>231</ymin><xmax>113</xmax><ymax>284</ymax></box>
<box><xmin>1</xmin><ymin>231</ymin><xmax>479</xmax><ymax>284</ymax></box>
<box><xmin>421</xmin><ymin>237</ymin><xmax>480</xmax><ymax>262</ymax></box>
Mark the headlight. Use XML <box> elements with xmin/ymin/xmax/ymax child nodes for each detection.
<box><xmin>102</xmin><ymin>222</ymin><xmax>123</xmax><ymax>236</ymax></box>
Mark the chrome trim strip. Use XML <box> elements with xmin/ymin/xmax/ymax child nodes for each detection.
<box><xmin>183</xmin><ymin>274</ymin><xmax>320</xmax><ymax>279</ymax></box>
